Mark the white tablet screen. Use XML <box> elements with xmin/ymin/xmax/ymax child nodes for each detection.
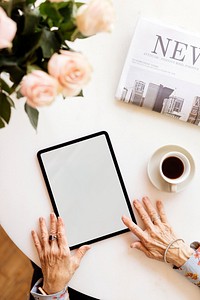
<box><xmin>37</xmin><ymin>131</ymin><xmax>135</xmax><ymax>249</ymax></box>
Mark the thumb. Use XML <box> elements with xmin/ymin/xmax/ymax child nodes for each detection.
<box><xmin>74</xmin><ymin>245</ymin><xmax>91</xmax><ymax>265</ymax></box>
<box><xmin>131</xmin><ymin>241</ymin><xmax>152</xmax><ymax>258</ymax></box>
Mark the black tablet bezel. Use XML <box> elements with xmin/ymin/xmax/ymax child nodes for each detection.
<box><xmin>37</xmin><ymin>131</ymin><xmax>136</xmax><ymax>249</ymax></box>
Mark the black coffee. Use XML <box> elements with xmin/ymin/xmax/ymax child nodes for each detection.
<box><xmin>161</xmin><ymin>156</ymin><xmax>184</xmax><ymax>179</ymax></box>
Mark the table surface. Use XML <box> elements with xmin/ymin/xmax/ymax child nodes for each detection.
<box><xmin>1</xmin><ymin>1</ymin><xmax>200</xmax><ymax>299</ymax></box>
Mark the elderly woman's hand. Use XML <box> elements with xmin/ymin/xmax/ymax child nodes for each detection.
<box><xmin>122</xmin><ymin>196</ymin><xmax>194</xmax><ymax>267</ymax></box>
<box><xmin>32</xmin><ymin>213</ymin><xmax>90</xmax><ymax>295</ymax></box>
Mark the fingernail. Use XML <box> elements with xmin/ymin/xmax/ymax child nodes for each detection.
<box><xmin>142</xmin><ymin>196</ymin><xmax>148</xmax><ymax>200</ymax></box>
<box><xmin>58</xmin><ymin>216</ymin><xmax>63</xmax><ymax>223</ymax></box>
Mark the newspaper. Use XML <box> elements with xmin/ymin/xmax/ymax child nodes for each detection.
<box><xmin>115</xmin><ymin>18</ymin><xmax>200</xmax><ymax>126</ymax></box>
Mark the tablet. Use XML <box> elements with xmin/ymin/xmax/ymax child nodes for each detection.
<box><xmin>37</xmin><ymin>131</ymin><xmax>136</xmax><ymax>249</ymax></box>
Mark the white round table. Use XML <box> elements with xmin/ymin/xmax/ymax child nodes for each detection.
<box><xmin>1</xmin><ymin>1</ymin><xmax>200</xmax><ymax>299</ymax></box>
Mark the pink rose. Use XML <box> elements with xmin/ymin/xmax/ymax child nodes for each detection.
<box><xmin>76</xmin><ymin>0</ymin><xmax>115</xmax><ymax>36</ymax></box>
<box><xmin>0</xmin><ymin>7</ymin><xmax>17</xmax><ymax>49</ymax></box>
<box><xmin>20</xmin><ymin>70</ymin><xmax>59</xmax><ymax>108</ymax></box>
<box><xmin>48</xmin><ymin>50</ymin><xmax>92</xmax><ymax>96</ymax></box>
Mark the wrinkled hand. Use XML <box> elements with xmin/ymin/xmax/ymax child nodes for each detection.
<box><xmin>122</xmin><ymin>196</ymin><xmax>193</xmax><ymax>267</ymax></box>
<box><xmin>32</xmin><ymin>213</ymin><xmax>90</xmax><ymax>294</ymax></box>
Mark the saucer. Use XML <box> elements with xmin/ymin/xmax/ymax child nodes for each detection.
<box><xmin>147</xmin><ymin>145</ymin><xmax>195</xmax><ymax>193</ymax></box>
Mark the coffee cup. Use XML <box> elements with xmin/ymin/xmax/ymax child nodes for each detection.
<box><xmin>159</xmin><ymin>151</ymin><xmax>191</xmax><ymax>192</ymax></box>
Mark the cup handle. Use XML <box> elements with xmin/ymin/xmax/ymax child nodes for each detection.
<box><xmin>170</xmin><ymin>183</ymin><xmax>177</xmax><ymax>193</ymax></box>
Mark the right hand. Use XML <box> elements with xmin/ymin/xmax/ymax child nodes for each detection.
<box><xmin>122</xmin><ymin>196</ymin><xmax>194</xmax><ymax>267</ymax></box>
<box><xmin>32</xmin><ymin>213</ymin><xmax>90</xmax><ymax>294</ymax></box>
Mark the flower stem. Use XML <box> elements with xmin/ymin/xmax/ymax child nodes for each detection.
<box><xmin>71</xmin><ymin>28</ymin><xmax>80</xmax><ymax>41</ymax></box>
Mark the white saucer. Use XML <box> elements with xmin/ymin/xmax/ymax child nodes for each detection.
<box><xmin>147</xmin><ymin>145</ymin><xmax>195</xmax><ymax>193</ymax></box>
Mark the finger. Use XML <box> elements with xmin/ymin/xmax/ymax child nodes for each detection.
<box><xmin>130</xmin><ymin>241</ymin><xmax>153</xmax><ymax>258</ymax></box>
<box><xmin>57</xmin><ymin>216</ymin><xmax>69</xmax><ymax>250</ymax></box>
<box><xmin>122</xmin><ymin>215</ymin><xmax>145</xmax><ymax>241</ymax></box>
<box><xmin>156</xmin><ymin>200</ymin><xmax>168</xmax><ymax>223</ymax></box>
<box><xmin>49</xmin><ymin>213</ymin><xmax>59</xmax><ymax>250</ymax></box>
<box><xmin>39</xmin><ymin>217</ymin><xmax>49</xmax><ymax>246</ymax></box>
<box><xmin>31</xmin><ymin>230</ymin><xmax>42</xmax><ymax>255</ymax></box>
<box><xmin>73</xmin><ymin>245</ymin><xmax>91</xmax><ymax>266</ymax></box>
<box><xmin>133</xmin><ymin>199</ymin><xmax>154</xmax><ymax>229</ymax></box>
<box><xmin>50</xmin><ymin>213</ymin><xmax>57</xmax><ymax>235</ymax></box>
<box><xmin>142</xmin><ymin>196</ymin><xmax>161</xmax><ymax>225</ymax></box>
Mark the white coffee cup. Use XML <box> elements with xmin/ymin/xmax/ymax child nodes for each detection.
<box><xmin>159</xmin><ymin>151</ymin><xmax>191</xmax><ymax>192</ymax></box>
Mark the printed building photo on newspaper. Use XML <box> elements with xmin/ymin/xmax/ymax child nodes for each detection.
<box><xmin>116</xmin><ymin>17</ymin><xmax>200</xmax><ymax>126</ymax></box>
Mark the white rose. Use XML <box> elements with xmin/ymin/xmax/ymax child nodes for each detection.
<box><xmin>0</xmin><ymin>7</ymin><xmax>17</xmax><ymax>49</ymax></box>
<box><xmin>48</xmin><ymin>50</ymin><xmax>92</xmax><ymax>97</ymax></box>
<box><xmin>20</xmin><ymin>70</ymin><xmax>59</xmax><ymax>108</ymax></box>
<box><xmin>76</xmin><ymin>0</ymin><xmax>115</xmax><ymax>37</ymax></box>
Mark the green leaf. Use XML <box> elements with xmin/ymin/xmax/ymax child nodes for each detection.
<box><xmin>0</xmin><ymin>61</ymin><xmax>26</xmax><ymax>85</ymax></box>
<box><xmin>16</xmin><ymin>90</ymin><xmax>23</xmax><ymax>99</ymax></box>
<box><xmin>39</xmin><ymin>2</ymin><xmax>64</xmax><ymax>26</ymax></box>
<box><xmin>22</xmin><ymin>10</ymin><xmax>40</xmax><ymax>35</ymax></box>
<box><xmin>58</xmin><ymin>21</ymin><xmax>77</xmax><ymax>42</ymax></box>
<box><xmin>77</xmin><ymin>90</ymin><xmax>83</xmax><ymax>97</ymax></box>
<box><xmin>58</xmin><ymin>1</ymin><xmax>75</xmax><ymax>22</ymax></box>
<box><xmin>0</xmin><ymin>117</ymin><xmax>5</xmax><ymax>128</ymax></box>
<box><xmin>40</xmin><ymin>29</ymin><xmax>61</xmax><ymax>58</ymax></box>
<box><xmin>26</xmin><ymin>0</ymin><xmax>36</xmax><ymax>5</ymax></box>
<box><xmin>24</xmin><ymin>103</ymin><xmax>39</xmax><ymax>130</ymax></box>
<box><xmin>0</xmin><ymin>93</ymin><xmax>11</xmax><ymax>123</ymax></box>
<box><xmin>10</xmin><ymin>82</ymin><xmax>19</xmax><ymax>94</ymax></box>
<box><xmin>0</xmin><ymin>77</ymin><xmax>11</xmax><ymax>94</ymax></box>
<box><xmin>13</xmin><ymin>31</ymin><xmax>43</xmax><ymax>59</ymax></box>
<box><xmin>7</xmin><ymin>67</ymin><xmax>25</xmax><ymax>85</ymax></box>
<box><xmin>6</xmin><ymin>95</ymin><xmax>15</xmax><ymax>108</ymax></box>
<box><xmin>75</xmin><ymin>2</ymin><xmax>85</xmax><ymax>8</ymax></box>
<box><xmin>69</xmin><ymin>28</ymin><xmax>86</xmax><ymax>41</ymax></box>
<box><xmin>39</xmin><ymin>1</ymin><xmax>76</xmax><ymax>30</ymax></box>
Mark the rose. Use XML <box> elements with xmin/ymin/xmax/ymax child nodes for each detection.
<box><xmin>20</xmin><ymin>70</ymin><xmax>59</xmax><ymax>108</ymax></box>
<box><xmin>76</xmin><ymin>0</ymin><xmax>115</xmax><ymax>36</ymax></box>
<box><xmin>48</xmin><ymin>50</ymin><xmax>92</xmax><ymax>97</ymax></box>
<box><xmin>0</xmin><ymin>7</ymin><xmax>17</xmax><ymax>49</ymax></box>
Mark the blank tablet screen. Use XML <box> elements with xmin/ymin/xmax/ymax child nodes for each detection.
<box><xmin>37</xmin><ymin>131</ymin><xmax>136</xmax><ymax>249</ymax></box>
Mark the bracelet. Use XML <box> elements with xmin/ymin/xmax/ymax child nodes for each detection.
<box><xmin>164</xmin><ymin>238</ymin><xmax>185</xmax><ymax>263</ymax></box>
<box><xmin>38</xmin><ymin>287</ymin><xmax>48</xmax><ymax>295</ymax></box>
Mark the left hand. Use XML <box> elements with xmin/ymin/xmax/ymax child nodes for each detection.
<box><xmin>122</xmin><ymin>196</ymin><xmax>193</xmax><ymax>267</ymax></box>
<box><xmin>32</xmin><ymin>213</ymin><xmax>90</xmax><ymax>294</ymax></box>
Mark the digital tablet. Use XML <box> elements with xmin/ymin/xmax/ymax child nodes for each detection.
<box><xmin>37</xmin><ymin>131</ymin><xmax>136</xmax><ymax>249</ymax></box>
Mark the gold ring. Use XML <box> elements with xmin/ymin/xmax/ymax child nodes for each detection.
<box><xmin>152</xmin><ymin>215</ymin><xmax>160</xmax><ymax>224</ymax></box>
